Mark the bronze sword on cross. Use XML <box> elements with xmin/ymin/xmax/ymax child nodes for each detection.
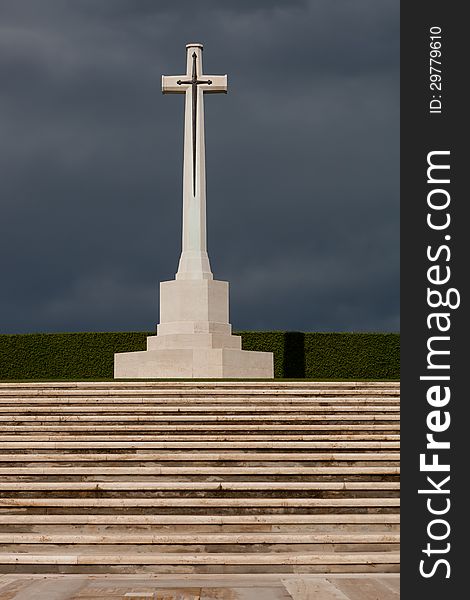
<box><xmin>177</xmin><ymin>52</ymin><xmax>213</xmax><ymax>196</ymax></box>
<box><xmin>162</xmin><ymin>44</ymin><xmax>227</xmax><ymax>197</ymax></box>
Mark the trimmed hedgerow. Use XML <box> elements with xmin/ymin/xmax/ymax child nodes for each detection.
<box><xmin>0</xmin><ymin>330</ymin><xmax>399</xmax><ymax>380</ymax></box>
<box><xmin>303</xmin><ymin>332</ymin><xmax>400</xmax><ymax>379</ymax></box>
<box><xmin>0</xmin><ymin>332</ymin><xmax>151</xmax><ymax>380</ymax></box>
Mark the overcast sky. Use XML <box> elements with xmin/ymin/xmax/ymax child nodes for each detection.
<box><xmin>0</xmin><ymin>0</ymin><xmax>399</xmax><ymax>334</ymax></box>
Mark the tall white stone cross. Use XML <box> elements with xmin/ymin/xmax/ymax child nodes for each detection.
<box><xmin>162</xmin><ymin>43</ymin><xmax>227</xmax><ymax>281</ymax></box>
<box><xmin>114</xmin><ymin>43</ymin><xmax>273</xmax><ymax>378</ymax></box>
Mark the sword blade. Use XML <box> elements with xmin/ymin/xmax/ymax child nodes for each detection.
<box><xmin>192</xmin><ymin>83</ymin><xmax>197</xmax><ymax>197</ymax></box>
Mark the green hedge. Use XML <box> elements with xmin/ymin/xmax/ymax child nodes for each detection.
<box><xmin>0</xmin><ymin>332</ymin><xmax>150</xmax><ymax>381</ymax></box>
<box><xmin>239</xmin><ymin>331</ymin><xmax>400</xmax><ymax>379</ymax></box>
<box><xmin>304</xmin><ymin>332</ymin><xmax>400</xmax><ymax>379</ymax></box>
<box><xmin>0</xmin><ymin>331</ymin><xmax>399</xmax><ymax>380</ymax></box>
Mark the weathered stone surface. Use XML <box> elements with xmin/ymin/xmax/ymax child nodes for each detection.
<box><xmin>0</xmin><ymin>574</ymin><xmax>400</xmax><ymax>599</ymax></box>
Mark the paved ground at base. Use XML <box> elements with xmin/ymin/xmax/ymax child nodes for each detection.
<box><xmin>0</xmin><ymin>574</ymin><xmax>399</xmax><ymax>599</ymax></box>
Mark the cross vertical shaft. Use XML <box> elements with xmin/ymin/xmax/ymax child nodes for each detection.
<box><xmin>162</xmin><ymin>43</ymin><xmax>227</xmax><ymax>280</ymax></box>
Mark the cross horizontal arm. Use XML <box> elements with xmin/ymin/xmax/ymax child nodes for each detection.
<box><xmin>161</xmin><ymin>75</ymin><xmax>187</xmax><ymax>94</ymax></box>
<box><xmin>162</xmin><ymin>74</ymin><xmax>228</xmax><ymax>94</ymax></box>
<box><xmin>203</xmin><ymin>75</ymin><xmax>228</xmax><ymax>94</ymax></box>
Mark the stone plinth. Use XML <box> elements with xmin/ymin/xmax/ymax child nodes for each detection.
<box><xmin>114</xmin><ymin>346</ymin><xmax>273</xmax><ymax>379</ymax></box>
<box><xmin>114</xmin><ymin>279</ymin><xmax>274</xmax><ymax>379</ymax></box>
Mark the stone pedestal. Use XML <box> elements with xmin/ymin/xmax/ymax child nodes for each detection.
<box><xmin>114</xmin><ymin>279</ymin><xmax>274</xmax><ymax>379</ymax></box>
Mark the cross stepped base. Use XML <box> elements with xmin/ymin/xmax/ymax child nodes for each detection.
<box><xmin>114</xmin><ymin>346</ymin><xmax>273</xmax><ymax>378</ymax></box>
<box><xmin>114</xmin><ymin>278</ymin><xmax>274</xmax><ymax>379</ymax></box>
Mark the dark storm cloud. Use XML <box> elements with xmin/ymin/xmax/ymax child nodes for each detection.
<box><xmin>0</xmin><ymin>0</ymin><xmax>399</xmax><ymax>333</ymax></box>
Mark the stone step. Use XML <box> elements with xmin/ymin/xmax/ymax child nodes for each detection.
<box><xmin>0</xmin><ymin>417</ymin><xmax>399</xmax><ymax>425</ymax></box>
<box><xmin>0</xmin><ymin>498</ymin><xmax>400</xmax><ymax>508</ymax></box>
<box><xmin>0</xmin><ymin>434</ymin><xmax>401</xmax><ymax>441</ymax></box>
<box><xmin>0</xmin><ymin>380</ymin><xmax>399</xmax><ymax>386</ymax></box>
<box><xmin>0</xmin><ymin>424</ymin><xmax>400</xmax><ymax>432</ymax></box>
<box><xmin>0</xmin><ymin>533</ymin><xmax>400</xmax><ymax>545</ymax></box>
<box><xmin>0</xmin><ymin>394</ymin><xmax>399</xmax><ymax>402</ymax></box>
<box><xmin>0</xmin><ymin>394</ymin><xmax>400</xmax><ymax>409</ymax></box>
<box><xmin>0</xmin><ymin>413</ymin><xmax>399</xmax><ymax>431</ymax></box>
<box><xmin>0</xmin><ymin>394</ymin><xmax>400</xmax><ymax>402</ymax></box>
<box><xmin>0</xmin><ymin>405</ymin><xmax>400</xmax><ymax>413</ymax></box>
<box><xmin>0</xmin><ymin>481</ymin><xmax>400</xmax><ymax>491</ymax></box>
<box><xmin>0</xmin><ymin>559</ymin><xmax>400</xmax><ymax>575</ymax></box>
<box><xmin>0</xmin><ymin>397</ymin><xmax>400</xmax><ymax>405</ymax></box>
<box><xmin>0</xmin><ymin>513</ymin><xmax>400</xmax><ymax>525</ymax></box>
<box><xmin>0</xmin><ymin>383</ymin><xmax>399</xmax><ymax>392</ymax></box>
<box><xmin>0</xmin><ymin>388</ymin><xmax>400</xmax><ymax>395</ymax></box>
<box><xmin>0</xmin><ymin>392</ymin><xmax>400</xmax><ymax>400</ymax></box>
<box><xmin>0</xmin><ymin>451</ymin><xmax>400</xmax><ymax>461</ymax></box>
<box><xmin>0</xmin><ymin>441</ymin><xmax>400</xmax><ymax>449</ymax></box>
<box><xmin>0</xmin><ymin>492</ymin><xmax>399</xmax><ymax>502</ymax></box>
<box><xmin>0</xmin><ymin>465</ymin><xmax>400</xmax><ymax>475</ymax></box>
<box><xmin>0</xmin><ymin>549</ymin><xmax>401</xmax><ymax>571</ymax></box>
<box><xmin>0</xmin><ymin>551</ymin><xmax>400</xmax><ymax>565</ymax></box>
<box><xmin>0</xmin><ymin>410</ymin><xmax>400</xmax><ymax>421</ymax></box>
<box><xmin>0</xmin><ymin>417</ymin><xmax>399</xmax><ymax>428</ymax></box>
<box><xmin>0</xmin><ymin>526</ymin><xmax>400</xmax><ymax>537</ymax></box>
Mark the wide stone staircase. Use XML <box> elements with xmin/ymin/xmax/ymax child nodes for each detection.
<box><xmin>0</xmin><ymin>381</ymin><xmax>400</xmax><ymax>574</ymax></box>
